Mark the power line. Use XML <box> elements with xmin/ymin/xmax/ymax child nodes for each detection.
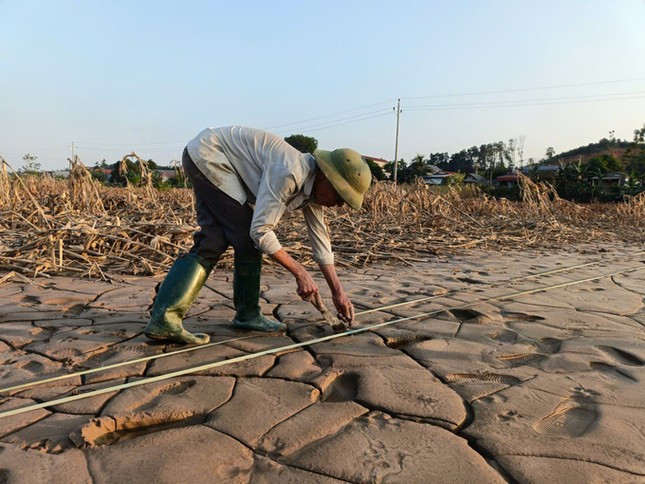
<box><xmin>405</xmin><ymin>93</ymin><xmax>645</xmax><ymax>111</ymax></box>
<box><xmin>402</xmin><ymin>76</ymin><xmax>645</xmax><ymax>100</ymax></box>
<box><xmin>6</xmin><ymin>77</ymin><xmax>645</xmax><ymax>164</ymax></box>
<box><xmin>76</xmin><ymin>146</ymin><xmax>184</xmax><ymax>154</ymax></box>
<box><xmin>276</xmin><ymin>109</ymin><xmax>393</xmax><ymax>134</ymax></box>
<box><xmin>58</xmin><ymin>78</ymin><xmax>645</xmax><ymax>149</ymax></box>
<box><xmin>263</xmin><ymin>99</ymin><xmax>396</xmax><ymax>131</ymax></box>
<box><xmin>297</xmin><ymin>111</ymin><xmax>394</xmax><ymax>134</ymax></box>
<box><xmin>75</xmin><ymin>140</ymin><xmax>186</xmax><ymax>147</ymax></box>
<box><xmin>406</xmin><ymin>89</ymin><xmax>645</xmax><ymax>108</ymax></box>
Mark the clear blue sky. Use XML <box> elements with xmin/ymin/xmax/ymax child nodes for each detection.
<box><xmin>1</xmin><ymin>0</ymin><xmax>644</xmax><ymax>170</ymax></box>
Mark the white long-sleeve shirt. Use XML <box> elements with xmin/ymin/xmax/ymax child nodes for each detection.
<box><xmin>186</xmin><ymin>126</ymin><xmax>334</xmax><ymax>265</ymax></box>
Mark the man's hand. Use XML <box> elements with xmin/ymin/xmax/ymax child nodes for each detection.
<box><xmin>269</xmin><ymin>249</ymin><xmax>320</xmax><ymax>301</ymax></box>
<box><xmin>295</xmin><ymin>270</ymin><xmax>319</xmax><ymax>301</ymax></box>
<box><xmin>319</xmin><ymin>263</ymin><xmax>354</xmax><ymax>325</ymax></box>
<box><xmin>331</xmin><ymin>288</ymin><xmax>354</xmax><ymax>325</ymax></box>
<box><xmin>269</xmin><ymin>250</ymin><xmax>353</xmax><ymax>324</ymax></box>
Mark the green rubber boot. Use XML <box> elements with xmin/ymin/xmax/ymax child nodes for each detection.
<box><xmin>232</xmin><ymin>253</ymin><xmax>286</xmax><ymax>332</ymax></box>
<box><xmin>144</xmin><ymin>254</ymin><xmax>214</xmax><ymax>345</ymax></box>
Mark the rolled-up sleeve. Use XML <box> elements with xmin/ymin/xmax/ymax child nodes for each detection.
<box><xmin>302</xmin><ymin>204</ymin><xmax>334</xmax><ymax>265</ymax></box>
<box><xmin>249</xmin><ymin>164</ymin><xmax>296</xmax><ymax>255</ymax></box>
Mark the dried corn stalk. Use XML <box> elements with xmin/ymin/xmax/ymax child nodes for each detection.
<box><xmin>0</xmin><ymin>154</ymin><xmax>642</xmax><ymax>279</ymax></box>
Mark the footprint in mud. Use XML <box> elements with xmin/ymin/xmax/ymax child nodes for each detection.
<box><xmin>457</xmin><ymin>276</ymin><xmax>485</xmax><ymax>285</ymax></box>
<box><xmin>321</xmin><ymin>373</ymin><xmax>359</xmax><ymax>403</ymax></box>
<box><xmin>501</xmin><ymin>311</ymin><xmax>545</xmax><ymax>323</ymax></box>
<box><xmin>78</xmin><ymin>329</ymin><xmax>100</xmax><ymax>335</ymax></box>
<box><xmin>498</xmin><ymin>409</ymin><xmax>523</xmax><ymax>422</ymax></box>
<box><xmin>489</xmin><ymin>329</ymin><xmax>519</xmax><ymax>344</ymax></box>
<box><xmin>383</xmin><ymin>334</ymin><xmax>432</xmax><ymax>350</ymax></box>
<box><xmin>496</xmin><ymin>352</ymin><xmax>546</xmax><ymax>367</ymax></box>
<box><xmin>439</xmin><ymin>308</ymin><xmax>494</xmax><ymax>324</ymax></box>
<box><xmin>534</xmin><ymin>397</ymin><xmax>597</xmax><ymax>438</ymax></box>
<box><xmin>532</xmin><ymin>337</ymin><xmax>562</xmax><ymax>354</ymax></box>
<box><xmin>19</xmin><ymin>361</ymin><xmax>45</xmax><ymax>373</ymax></box>
<box><xmin>445</xmin><ymin>372</ymin><xmax>520</xmax><ymax>385</ymax></box>
<box><xmin>20</xmin><ymin>295</ymin><xmax>41</xmax><ymax>305</ymax></box>
<box><xmin>64</xmin><ymin>303</ymin><xmax>87</xmax><ymax>315</ymax></box>
<box><xmin>589</xmin><ymin>362</ymin><xmax>638</xmax><ymax>382</ymax></box>
<box><xmin>571</xmin><ymin>386</ymin><xmax>601</xmax><ymax>399</ymax></box>
<box><xmin>595</xmin><ymin>346</ymin><xmax>643</xmax><ymax>367</ymax></box>
<box><xmin>21</xmin><ymin>439</ymin><xmax>65</xmax><ymax>455</ymax></box>
<box><xmin>134</xmin><ymin>380</ymin><xmax>198</xmax><ymax>412</ymax></box>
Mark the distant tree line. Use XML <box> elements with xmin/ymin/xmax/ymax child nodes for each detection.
<box><xmin>14</xmin><ymin>124</ymin><xmax>645</xmax><ymax>202</ymax></box>
<box><xmin>90</xmin><ymin>156</ymin><xmax>190</xmax><ymax>189</ymax></box>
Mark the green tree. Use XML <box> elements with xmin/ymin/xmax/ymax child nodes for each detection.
<box><xmin>429</xmin><ymin>152</ymin><xmax>450</xmax><ymax>169</ymax></box>
<box><xmin>586</xmin><ymin>154</ymin><xmax>623</xmax><ymax>175</ymax></box>
<box><xmin>284</xmin><ymin>134</ymin><xmax>318</xmax><ymax>154</ymax></box>
<box><xmin>623</xmin><ymin>124</ymin><xmax>645</xmax><ymax>180</ymax></box>
<box><xmin>383</xmin><ymin>159</ymin><xmax>407</xmax><ymax>183</ymax></box>
<box><xmin>111</xmin><ymin>154</ymin><xmax>153</xmax><ymax>186</ymax></box>
<box><xmin>448</xmin><ymin>149</ymin><xmax>474</xmax><ymax>172</ymax></box>
<box><xmin>363</xmin><ymin>158</ymin><xmax>386</xmax><ymax>180</ymax></box>
<box><xmin>446</xmin><ymin>173</ymin><xmax>465</xmax><ymax>186</ymax></box>
<box><xmin>20</xmin><ymin>153</ymin><xmax>41</xmax><ymax>174</ymax></box>
<box><xmin>91</xmin><ymin>159</ymin><xmax>110</xmax><ymax>183</ymax></box>
<box><xmin>407</xmin><ymin>153</ymin><xmax>432</xmax><ymax>179</ymax></box>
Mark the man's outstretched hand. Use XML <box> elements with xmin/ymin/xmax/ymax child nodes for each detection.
<box><xmin>295</xmin><ymin>270</ymin><xmax>319</xmax><ymax>301</ymax></box>
<box><xmin>269</xmin><ymin>249</ymin><xmax>354</xmax><ymax>326</ymax></box>
<box><xmin>331</xmin><ymin>288</ymin><xmax>354</xmax><ymax>325</ymax></box>
<box><xmin>270</xmin><ymin>249</ymin><xmax>320</xmax><ymax>301</ymax></box>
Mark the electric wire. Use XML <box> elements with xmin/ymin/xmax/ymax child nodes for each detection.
<box><xmin>405</xmin><ymin>90</ymin><xmax>645</xmax><ymax>109</ymax></box>
<box><xmin>278</xmin><ymin>110</ymin><xmax>394</xmax><ymax>135</ymax></box>
<box><xmin>263</xmin><ymin>99</ymin><xmax>397</xmax><ymax>131</ymax></box>
<box><xmin>401</xmin><ymin>76</ymin><xmax>645</xmax><ymax>100</ymax></box>
<box><xmin>1</xmin><ymin>265</ymin><xmax>641</xmax><ymax>420</ymax></box>
<box><xmin>10</xmin><ymin>76</ymin><xmax>645</xmax><ymax>160</ymax></box>
<box><xmin>76</xmin><ymin>146</ymin><xmax>184</xmax><ymax>153</ymax></box>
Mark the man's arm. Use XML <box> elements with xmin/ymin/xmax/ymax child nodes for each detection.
<box><xmin>299</xmin><ymin>204</ymin><xmax>354</xmax><ymax>323</ymax></box>
<box><xmin>269</xmin><ymin>249</ymin><xmax>319</xmax><ymax>301</ymax></box>
<box><xmin>268</xmin><ymin>250</ymin><xmax>355</xmax><ymax>325</ymax></box>
<box><xmin>319</xmin><ymin>263</ymin><xmax>354</xmax><ymax>324</ymax></box>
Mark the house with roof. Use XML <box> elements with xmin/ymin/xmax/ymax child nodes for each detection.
<box><xmin>156</xmin><ymin>169</ymin><xmax>176</xmax><ymax>183</ymax></box>
<box><xmin>463</xmin><ymin>173</ymin><xmax>488</xmax><ymax>185</ymax></box>
<box><xmin>362</xmin><ymin>156</ymin><xmax>388</xmax><ymax>169</ymax></box>
<box><xmin>421</xmin><ymin>171</ymin><xmax>457</xmax><ymax>185</ymax></box>
<box><xmin>45</xmin><ymin>169</ymin><xmax>70</xmax><ymax>179</ymax></box>
<box><xmin>588</xmin><ymin>172</ymin><xmax>629</xmax><ymax>187</ymax></box>
<box><xmin>497</xmin><ymin>173</ymin><xmax>521</xmax><ymax>187</ymax></box>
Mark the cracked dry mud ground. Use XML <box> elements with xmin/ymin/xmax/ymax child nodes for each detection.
<box><xmin>0</xmin><ymin>244</ymin><xmax>643</xmax><ymax>483</ymax></box>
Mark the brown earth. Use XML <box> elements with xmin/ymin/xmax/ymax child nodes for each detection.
<box><xmin>0</xmin><ymin>243</ymin><xmax>643</xmax><ymax>483</ymax></box>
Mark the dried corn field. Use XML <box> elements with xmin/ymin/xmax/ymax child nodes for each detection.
<box><xmin>0</xmin><ymin>157</ymin><xmax>643</xmax><ymax>280</ymax></box>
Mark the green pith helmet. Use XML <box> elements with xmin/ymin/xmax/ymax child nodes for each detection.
<box><xmin>313</xmin><ymin>148</ymin><xmax>372</xmax><ymax>210</ymax></box>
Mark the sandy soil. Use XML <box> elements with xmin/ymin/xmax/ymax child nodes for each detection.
<box><xmin>0</xmin><ymin>243</ymin><xmax>643</xmax><ymax>483</ymax></box>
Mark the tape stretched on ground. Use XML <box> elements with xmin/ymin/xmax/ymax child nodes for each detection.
<box><xmin>1</xmin><ymin>265</ymin><xmax>642</xmax><ymax>420</ymax></box>
<box><xmin>0</xmin><ymin>255</ymin><xmax>626</xmax><ymax>395</ymax></box>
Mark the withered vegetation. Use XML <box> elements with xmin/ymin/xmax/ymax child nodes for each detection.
<box><xmin>0</xmin><ymin>156</ymin><xmax>643</xmax><ymax>280</ymax></box>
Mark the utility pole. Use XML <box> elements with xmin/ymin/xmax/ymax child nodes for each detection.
<box><xmin>393</xmin><ymin>98</ymin><xmax>401</xmax><ymax>185</ymax></box>
<box><xmin>71</xmin><ymin>141</ymin><xmax>75</xmax><ymax>160</ymax></box>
